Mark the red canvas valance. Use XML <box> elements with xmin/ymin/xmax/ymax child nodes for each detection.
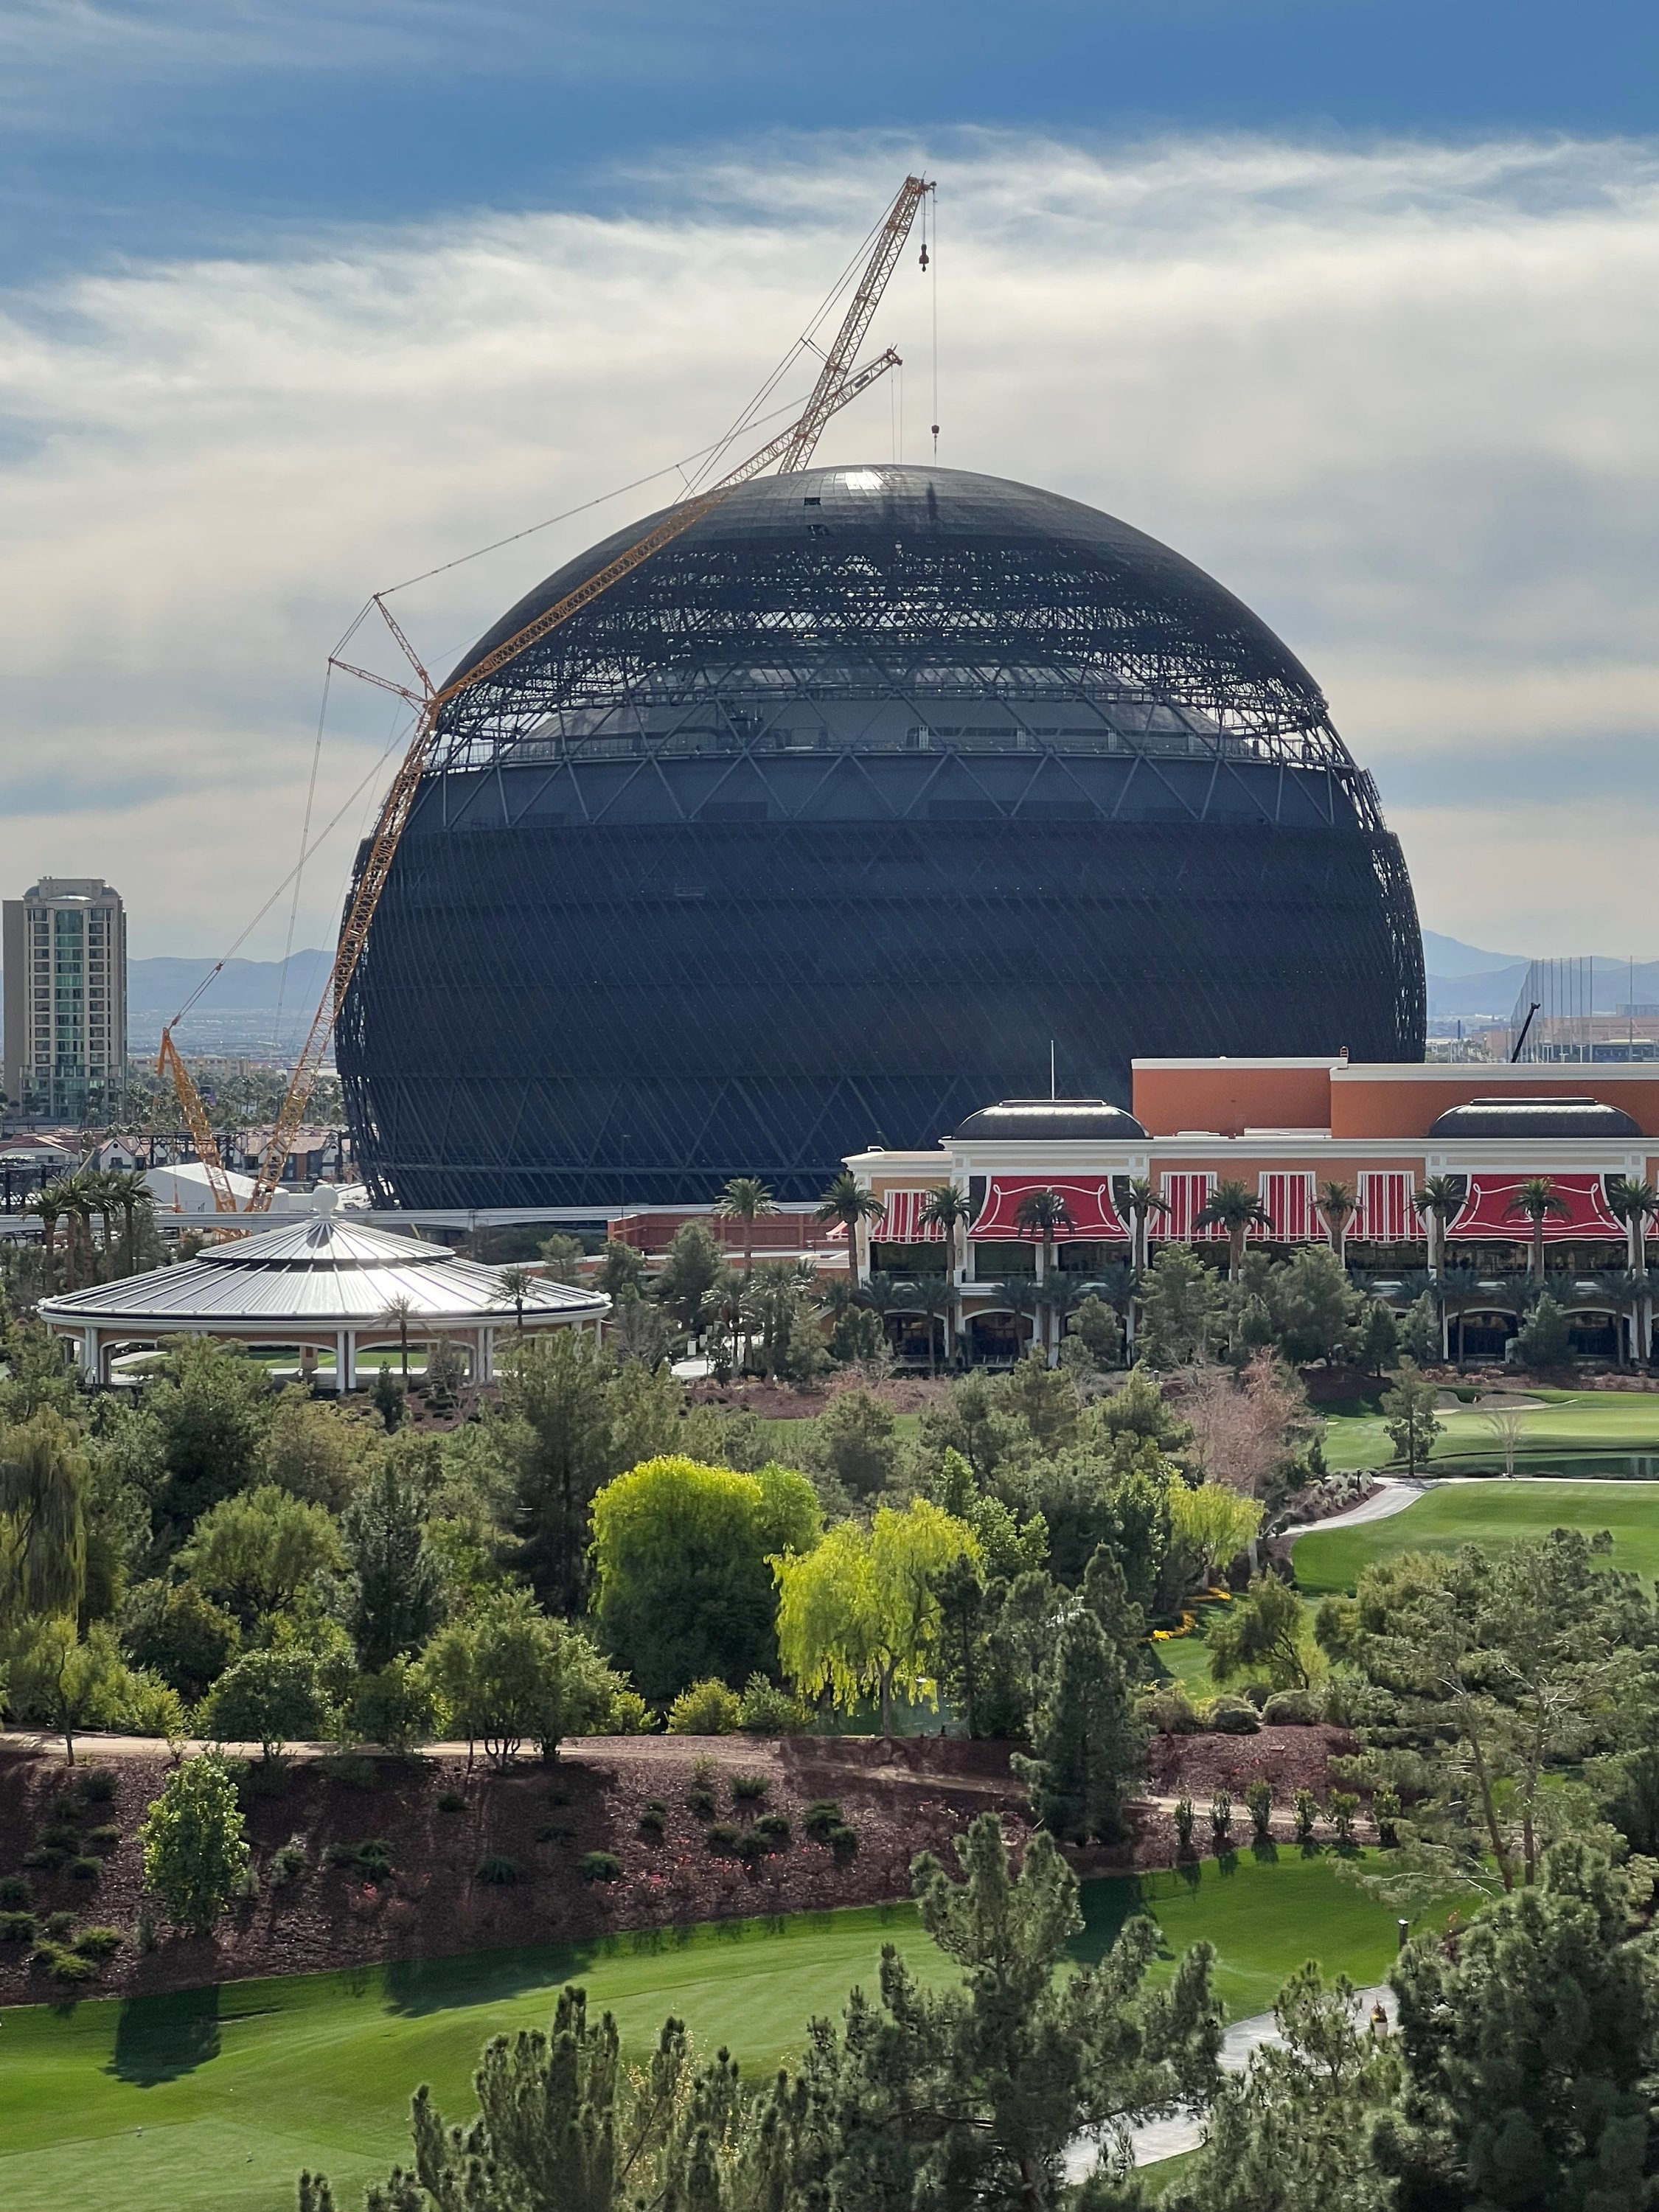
<box><xmin>1357</xmin><ymin>1171</ymin><xmax>1416</xmax><ymax>1242</ymax></box>
<box><xmin>1259</xmin><ymin>1171</ymin><xmax>1318</xmax><ymax>1241</ymax></box>
<box><xmin>871</xmin><ymin>1189</ymin><xmax>947</xmax><ymax>1242</ymax></box>
<box><xmin>973</xmin><ymin>1175</ymin><xmax>1127</xmax><ymax>1239</ymax></box>
<box><xmin>1448</xmin><ymin>1174</ymin><xmax>1624</xmax><ymax>1242</ymax></box>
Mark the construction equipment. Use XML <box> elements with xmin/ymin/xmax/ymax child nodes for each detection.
<box><xmin>156</xmin><ymin>1031</ymin><xmax>240</xmax><ymax>1213</ymax></box>
<box><xmin>159</xmin><ymin>174</ymin><xmax>929</xmax><ymax>1212</ymax></box>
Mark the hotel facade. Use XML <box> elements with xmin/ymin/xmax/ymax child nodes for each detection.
<box><xmin>838</xmin><ymin>1057</ymin><xmax>1659</xmax><ymax>1365</ymax></box>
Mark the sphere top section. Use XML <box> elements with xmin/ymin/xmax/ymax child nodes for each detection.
<box><xmin>431</xmin><ymin>463</ymin><xmax>1361</xmax><ymax>794</ymax></box>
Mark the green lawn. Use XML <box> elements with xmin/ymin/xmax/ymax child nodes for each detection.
<box><xmin>1294</xmin><ymin>1478</ymin><xmax>1659</xmax><ymax>1595</ymax></box>
<box><xmin>1322</xmin><ymin>1390</ymin><xmax>1659</xmax><ymax>1475</ymax></box>
<box><xmin>1</xmin><ymin>1855</ymin><xmax>1416</xmax><ymax>2212</ymax></box>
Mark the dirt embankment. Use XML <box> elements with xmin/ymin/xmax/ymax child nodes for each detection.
<box><xmin>0</xmin><ymin>1735</ymin><xmax>1024</xmax><ymax>2005</ymax></box>
<box><xmin>0</xmin><ymin>1725</ymin><xmax>1354</xmax><ymax>2004</ymax></box>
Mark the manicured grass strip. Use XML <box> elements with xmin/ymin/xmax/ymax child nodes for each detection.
<box><xmin>1076</xmin><ymin>1849</ymin><xmax>1416</xmax><ymax>2023</ymax></box>
<box><xmin>0</xmin><ymin>1905</ymin><xmax>945</xmax><ymax>2212</ymax></box>
<box><xmin>1</xmin><ymin>1856</ymin><xmax>1420</xmax><ymax>2212</ymax></box>
<box><xmin>1321</xmin><ymin>1391</ymin><xmax>1659</xmax><ymax>1475</ymax></box>
<box><xmin>1293</xmin><ymin>1479</ymin><xmax>1659</xmax><ymax>1595</ymax></box>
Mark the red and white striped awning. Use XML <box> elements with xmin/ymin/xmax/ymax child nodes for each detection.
<box><xmin>1357</xmin><ymin>1171</ymin><xmax>1416</xmax><ymax>1242</ymax></box>
<box><xmin>1156</xmin><ymin>1172</ymin><xmax>1225</xmax><ymax>1240</ymax></box>
<box><xmin>973</xmin><ymin>1175</ymin><xmax>1127</xmax><ymax>1239</ymax></box>
<box><xmin>1449</xmin><ymin>1173</ymin><xmax>1624</xmax><ymax>1242</ymax></box>
<box><xmin>1259</xmin><ymin>1171</ymin><xmax>1318</xmax><ymax>1241</ymax></box>
<box><xmin>871</xmin><ymin>1189</ymin><xmax>947</xmax><ymax>1242</ymax></box>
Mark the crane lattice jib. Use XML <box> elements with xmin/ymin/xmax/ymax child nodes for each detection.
<box><xmin>247</xmin><ymin>342</ymin><xmax>904</xmax><ymax>1212</ymax></box>
<box><xmin>776</xmin><ymin>175</ymin><xmax>928</xmax><ymax>474</ymax></box>
<box><xmin>157</xmin><ymin>1030</ymin><xmax>240</xmax><ymax>1213</ymax></box>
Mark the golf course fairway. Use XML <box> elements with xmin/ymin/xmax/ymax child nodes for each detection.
<box><xmin>1294</xmin><ymin>1478</ymin><xmax>1659</xmax><ymax>1594</ymax></box>
<box><xmin>3</xmin><ymin>1853</ymin><xmax>1411</xmax><ymax>2212</ymax></box>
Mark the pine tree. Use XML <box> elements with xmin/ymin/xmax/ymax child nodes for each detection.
<box><xmin>1374</xmin><ymin>1844</ymin><xmax>1659</xmax><ymax>2207</ymax></box>
<box><xmin>1014</xmin><ymin>1607</ymin><xmax>1145</xmax><ymax>1842</ymax></box>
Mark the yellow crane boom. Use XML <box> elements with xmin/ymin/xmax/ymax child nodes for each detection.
<box><xmin>156</xmin><ymin>1031</ymin><xmax>240</xmax><ymax>1213</ymax></box>
<box><xmin>161</xmin><ymin>175</ymin><xmax>928</xmax><ymax>1216</ymax></box>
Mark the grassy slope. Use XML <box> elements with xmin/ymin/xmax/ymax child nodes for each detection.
<box><xmin>1322</xmin><ymin>1390</ymin><xmax>1659</xmax><ymax>1474</ymax></box>
<box><xmin>1294</xmin><ymin>1479</ymin><xmax>1659</xmax><ymax>1595</ymax></box>
<box><xmin>3</xmin><ymin>1857</ymin><xmax>1413</xmax><ymax>2212</ymax></box>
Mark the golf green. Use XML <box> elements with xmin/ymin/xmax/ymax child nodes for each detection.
<box><xmin>1294</xmin><ymin>1478</ymin><xmax>1659</xmax><ymax>1595</ymax></box>
<box><xmin>1</xmin><ymin>1854</ymin><xmax>1411</xmax><ymax>2212</ymax></box>
<box><xmin>1322</xmin><ymin>1390</ymin><xmax>1659</xmax><ymax>1475</ymax></box>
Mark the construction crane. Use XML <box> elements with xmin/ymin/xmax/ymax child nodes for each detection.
<box><xmin>159</xmin><ymin>174</ymin><xmax>931</xmax><ymax>1215</ymax></box>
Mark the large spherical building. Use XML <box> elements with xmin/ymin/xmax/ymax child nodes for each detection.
<box><xmin>338</xmin><ymin>465</ymin><xmax>1424</xmax><ymax>1207</ymax></box>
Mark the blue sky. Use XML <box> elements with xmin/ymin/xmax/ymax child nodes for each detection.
<box><xmin>6</xmin><ymin>0</ymin><xmax>1658</xmax><ymax>282</ymax></box>
<box><xmin>1</xmin><ymin>2</ymin><xmax>1657</xmax><ymax>953</ymax></box>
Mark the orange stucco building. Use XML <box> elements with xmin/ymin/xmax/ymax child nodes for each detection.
<box><xmin>840</xmin><ymin>1057</ymin><xmax>1659</xmax><ymax>1364</ymax></box>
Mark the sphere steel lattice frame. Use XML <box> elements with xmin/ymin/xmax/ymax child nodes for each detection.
<box><xmin>338</xmin><ymin>466</ymin><xmax>1425</xmax><ymax>1208</ymax></box>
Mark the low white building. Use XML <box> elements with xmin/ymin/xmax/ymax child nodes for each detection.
<box><xmin>39</xmin><ymin>1188</ymin><xmax>609</xmax><ymax>1388</ymax></box>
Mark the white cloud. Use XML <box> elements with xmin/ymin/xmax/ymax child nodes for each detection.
<box><xmin>1</xmin><ymin>131</ymin><xmax>1657</xmax><ymax>955</ymax></box>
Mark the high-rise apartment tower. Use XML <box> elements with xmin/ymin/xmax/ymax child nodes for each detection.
<box><xmin>2</xmin><ymin>878</ymin><xmax>128</xmax><ymax>1122</ymax></box>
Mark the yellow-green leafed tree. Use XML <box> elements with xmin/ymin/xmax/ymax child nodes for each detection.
<box><xmin>1168</xmin><ymin>1482</ymin><xmax>1265</xmax><ymax>1587</ymax></box>
<box><xmin>773</xmin><ymin>1499</ymin><xmax>980</xmax><ymax>1736</ymax></box>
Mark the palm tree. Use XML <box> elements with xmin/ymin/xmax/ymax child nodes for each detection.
<box><xmin>1043</xmin><ymin>1272</ymin><xmax>1096</xmax><ymax>1361</ymax></box>
<box><xmin>714</xmin><ymin>1175</ymin><xmax>777</xmax><ymax>1278</ymax></box>
<box><xmin>60</xmin><ymin>1170</ymin><xmax>103</xmax><ymax>1287</ymax></box>
<box><xmin>1194</xmin><ymin>1178</ymin><xmax>1270</xmax><ymax>1280</ymax></box>
<box><xmin>1318</xmin><ymin>1179</ymin><xmax>1357</xmax><ymax>1264</ymax></box>
<box><xmin>919</xmin><ymin>1182</ymin><xmax>972</xmax><ymax>1278</ymax></box>
<box><xmin>911</xmin><ymin>1272</ymin><xmax>953</xmax><ymax>1377</ymax></box>
<box><xmin>1012</xmin><ymin>1188</ymin><xmax>1076</xmax><ymax>1361</ymax></box>
<box><xmin>1585</xmin><ymin>1270</ymin><xmax>1638</xmax><ymax>1368</ymax></box>
<box><xmin>497</xmin><ymin>1265</ymin><xmax>534</xmax><ymax>1330</ymax></box>
<box><xmin>700</xmin><ymin>1271</ymin><xmax>744</xmax><ymax>1376</ymax></box>
<box><xmin>1607</xmin><ymin>1177</ymin><xmax>1659</xmax><ymax>1290</ymax></box>
<box><xmin>996</xmin><ymin>1275</ymin><xmax>1043</xmax><ymax>1358</ymax></box>
<box><xmin>1413</xmin><ymin>1175</ymin><xmax>1464</xmax><ymax>1290</ymax></box>
<box><xmin>919</xmin><ymin>1183</ymin><xmax>973</xmax><ymax>1362</ymax></box>
<box><xmin>88</xmin><ymin>1170</ymin><xmax>119</xmax><ymax>1281</ymax></box>
<box><xmin>105</xmin><ymin>1166</ymin><xmax>153</xmax><ymax>1278</ymax></box>
<box><xmin>1505</xmin><ymin>1176</ymin><xmax>1573</xmax><ymax>1287</ymax></box>
<box><xmin>1440</xmin><ymin>1262</ymin><xmax>1484</xmax><ymax>1364</ymax></box>
<box><xmin>380</xmin><ymin>1293</ymin><xmax>414</xmax><ymax>1383</ymax></box>
<box><xmin>815</xmin><ymin>1172</ymin><xmax>886</xmax><ymax>1290</ymax></box>
<box><xmin>27</xmin><ymin>1183</ymin><xmax>61</xmax><ymax>1294</ymax></box>
<box><xmin>1122</xmin><ymin>1175</ymin><xmax>1169</xmax><ymax>1275</ymax></box>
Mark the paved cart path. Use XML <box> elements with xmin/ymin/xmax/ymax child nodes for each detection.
<box><xmin>1066</xmin><ymin>1983</ymin><xmax>1399</xmax><ymax>2174</ymax></box>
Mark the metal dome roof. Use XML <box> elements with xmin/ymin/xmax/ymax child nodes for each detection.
<box><xmin>430</xmin><ymin>465</ymin><xmax>1368</xmax><ymax>796</ymax></box>
<box><xmin>38</xmin><ymin>1206</ymin><xmax>609</xmax><ymax>1332</ymax></box>
<box><xmin>1426</xmin><ymin>1096</ymin><xmax>1644</xmax><ymax>1141</ymax></box>
<box><xmin>951</xmin><ymin>1097</ymin><xmax>1150</xmax><ymax>1143</ymax></box>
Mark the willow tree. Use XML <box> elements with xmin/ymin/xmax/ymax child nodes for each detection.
<box><xmin>773</xmin><ymin>1498</ymin><xmax>978</xmax><ymax>1734</ymax></box>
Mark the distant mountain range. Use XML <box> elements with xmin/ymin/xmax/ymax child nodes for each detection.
<box><xmin>123</xmin><ymin>951</ymin><xmax>336</xmax><ymax>1057</ymax></box>
<box><xmin>1420</xmin><ymin>933</ymin><xmax>1659</xmax><ymax>1023</ymax></box>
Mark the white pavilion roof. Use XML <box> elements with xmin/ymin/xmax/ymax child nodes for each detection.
<box><xmin>38</xmin><ymin>1205</ymin><xmax>608</xmax><ymax>1334</ymax></box>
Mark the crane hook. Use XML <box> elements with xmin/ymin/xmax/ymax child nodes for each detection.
<box><xmin>919</xmin><ymin>242</ymin><xmax>930</xmax><ymax>271</ymax></box>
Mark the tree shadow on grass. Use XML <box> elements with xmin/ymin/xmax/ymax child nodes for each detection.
<box><xmin>110</xmin><ymin>1985</ymin><xmax>221</xmax><ymax>2084</ymax></box>
<box><xmin>381</xmin><ymin>1942</ymin><xmax>584</xmax><ymax>2017</ymax></box>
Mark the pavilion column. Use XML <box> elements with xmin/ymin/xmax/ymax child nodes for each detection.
<box><xmin>336</xmin><ymin>1329</ymin><xmax>351</xmax><ymax>1392</ymax></box>
<box><xmin>84</xmin><ymin>1326</ymin><xmax>99</xmax><ymax>1382</ymax></box>
<box><xmin>480</xmin><ymin>1326</ymin><xmax>495</xmax><ymax>1382</ymax></box>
